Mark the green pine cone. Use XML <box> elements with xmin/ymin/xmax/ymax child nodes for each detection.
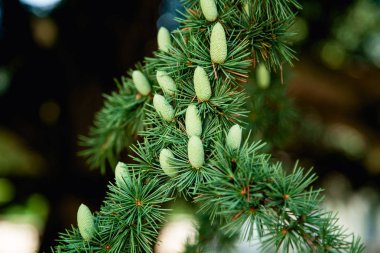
<box><xmin>210</xmin><ymin>22</ymin><xmax>227</xmax><ymax>64</ymax></box>
<box><xmin>157</xmin><ymin>27</ymin><xmax>171</xmax><ymax>52</ymax></box>
<box><xmin>188</xmin><ymin>136</ymin><xmax>205</xmax><ymax>169</ymax></box>
<box><xmin>200</xmin><ymin>0</ymin><xmax>218</xmax><ymax>22</ymax></box>
<box><xmin>114</xmin><ymin>162</ymin><xmax>128</xmax><ymax>187</ymax></box>
<box><xmin>159</xmin><ymin>148</ymin><xmax>177</xmax><ymax>177</ymax></box>
<box><xmin>186</xmin><ymin>104</ymin><xmax>202</xmax><ymax>137</ymax></box>
<box><xmin>156</xmin><ymin>70</ymin><xmax>177</xmax><ymax>95</ymax></box>
<box><xmin>193</xmin><ymin>66</ymin><xmax>212</xmax><ymax>102</ymax></box>
<box><xmin>77</xmin><ymin>204</ymin><xmax>96</xmax><ymax>241</ymax></box>
<box><xmin>153</xmin><ymin>94</ymin><xmax>175</xmax><ymax>122</ymax></box>
<box><xmin>132</xmin><ymin>70</ymin><xmax>151</xmax><ymax>96</ymax></box>
<box><xmin>226</xmin><ymin>124</ymin><xmax>242</xmax><ymax>149</ymax></box>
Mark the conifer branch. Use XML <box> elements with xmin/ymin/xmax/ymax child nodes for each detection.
<box><xmin>53</xmin><ymin>0</ymin><xmax>365</xmax><ymax>252</ymax></box>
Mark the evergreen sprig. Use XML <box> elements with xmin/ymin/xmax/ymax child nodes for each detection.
<box><xmin>53</xmin><ymin>169</ymin><xmax>172</xmax><ymax>253</ymax></box>
<box><xmin>79</xmin><ymin>75</ymin><xmax>149</xmax><ymax>173</ymax></box>
<box><xmin>53</xmin><ymin>0</ymin><xmax>365</xmax><ymax>252</ymax></box>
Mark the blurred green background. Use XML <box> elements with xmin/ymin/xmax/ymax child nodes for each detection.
<box><xmin>0</xmin><ymin>0</ymin><xmax>379</xmax><ymax>252</ymax></box>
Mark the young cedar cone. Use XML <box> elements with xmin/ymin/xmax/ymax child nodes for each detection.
<box><xmin>132</xmin><ymin>70</ymin><xmax>151</xmax><ymax>96</ymax></box>
<box><xmin>244</xmin><ymin>2</ymin><xmax>250</xmax><ymax>16</ymax></box>
<box><xmin>186</xmin><ymin>104</ymin><xmax>202</xmax><ymax>137</ymax></box>
<box><xmin>77</xmin><ymin>204</ymin><xmax>96</xmax><ymax>241</ymax></box>
<box><xmin>153</xmin><ymin>94</ymin><xmax>175</xmax><ymax>122</ymax></box>
<box><xmin>159</xmin><ymin>148</ymin><xmax>177</xmax><ymax>177</ymax></box>
<box><xmin>188</xmin><ymin>136</ymin><xmax>204</xmax><ymax>169</ymax></box>
<box><xmin>115</xmin><ymin>162</ymin><xmax>128</xmax><ymax>187</ymax></box>
<box><xmin>157</xmin><ymin>27</ymin><xmax>171</xmax><ymax>52</ymax></box>
<box><xmin>210</xmin><ymin>22</ymin><xmax>227</xmax><ymax>64</ymax></box>
<box><xmin>256</xmin><ymin>63</ymin><xmax>270</xmax><ymax>89</ymax></box>
<box><xmin>193</xmin><ymin>66</ymin><xmax>212</xmax><ymax>101</ymax></box>
<box><xmin>226</xmin><ymin>124</ymin><xmax>242</xmax><ymax>149</ymax></box>
<box><xmin>200</xmin><ymin>0</ymin><xmax>218</xmax><ymax>22</ymax></box>
<box><xmin>156</xmin><ymin>70</ymin><xmax>177</xmax><ymax>95</ymax></box>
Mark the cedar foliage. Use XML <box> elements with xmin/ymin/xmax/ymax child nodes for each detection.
<box><xmin>52</xmin><ymin>0</ymin><xmax>365</xmax><ymax>252</ymax></box>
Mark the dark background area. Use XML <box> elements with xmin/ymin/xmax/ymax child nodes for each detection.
<box><xmin>0</xmin><ymin>0</ymin><xmax>379</xmax><ymax>252</ymax></box>
<box><xmin>0</xmin><ymin>0</ymin><xmax>160</xmax><ymax>250</ymax></box>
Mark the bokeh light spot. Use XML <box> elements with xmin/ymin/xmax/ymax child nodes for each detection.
<box><xmin>0</xmin><ymin>221</ymin><xmax>39</xmax><ymax>253</ymax></box>
<box><xmin>321</xmin><ymin>41</ymin><xmax>346</xmax><ymax>69</ymax></box>
<box><xmin>324</xmin><ymin>123</ymin><xmax>367</xmax><ymax>158</ymax></box>
<box><xmin>0</xmin><ymin>178</ymin><xmax>15</xmax><ymax>204</ymax></box>
<box><xmin>26</xmin><ymin>194</ymin><xmax>49</xmax><ymax>228</ymax></box>
<box><xmin>19</xmin><ymin>0</ymin><xmax>62</xmax><ymax>17</ymax></box>
<box><xmin>0</xmin><ymin>129</ymin><xmax>46</xmax><ymax>176</ymax></box>
<box><xmin>39</xmin><ymin>100</ymin><xmax>60</xmax><ymax>125</ymax></box>
<box><xmin>364</xmin><ymin>33</ymin><xmax>380</xmax><ymax>68</ymax></box>
<box><xmin>155</xmin><ymin>214</ymin><xmax>197</xmax><ymax>253</ymax></box>
<box><xmin>288</xmin><ymin>17</ymin><xmax>309</xmax><ymax>43</ymax></box>
<box><xmin>31</xmin><ymin>17</ymin><xmax>58</xmax><ymax>48</ymax></box>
